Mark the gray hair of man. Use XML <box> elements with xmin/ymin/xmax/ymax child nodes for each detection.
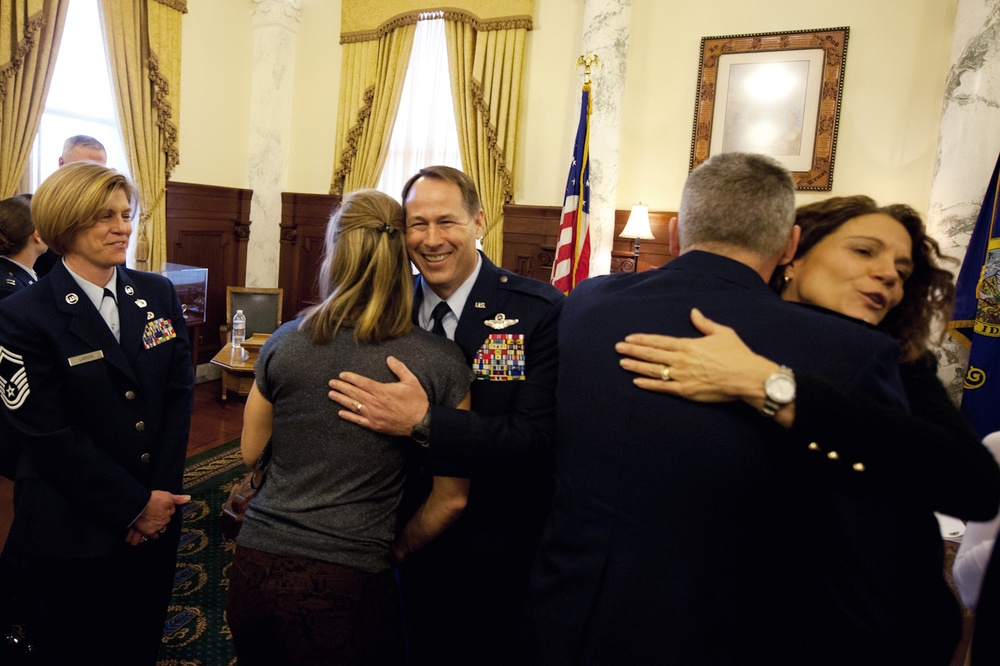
<box><xmin>677</xmin><ymin>152</ymin><xmax>796</xmax><ymax>257</ymax></box>
<box><xmin>61</xmin><ymin>135</ymin><xmax>106</xmax><ymax>157</ymax></box>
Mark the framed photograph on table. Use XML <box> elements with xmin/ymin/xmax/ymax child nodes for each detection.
<box><xmin>689</xmin><ymin>27</ymin><xmax>849</xmax><ymax>191</ymax></box>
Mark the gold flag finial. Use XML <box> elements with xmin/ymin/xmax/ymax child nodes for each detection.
<box><xmin>577</xmin><ymin>52</ymin><xmax>600</xmax><ymax>86</ymax></box>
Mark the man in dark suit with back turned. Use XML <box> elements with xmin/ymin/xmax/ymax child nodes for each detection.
<box><xmin>525</xmin><ymin>152</ymin><xmax>909</xmax><ymax>665</ymax></box>
<box><xmin>328</xmin><ymin>166</ymin><xmax>563</xmax><ymax>665</ymax></box>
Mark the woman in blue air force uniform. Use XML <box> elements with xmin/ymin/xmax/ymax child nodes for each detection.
<box><xmin>0</xmin><ymin>193</ymin><xmax>48</xmax><ymax>481</ymax></box>
<box><xmin>0</xmin><ymin>193</ymin><xmax>47</xmax><ymax>301</ymax></box>
<box><xmin>0</xmin><ymin>162</ymin><xmax>194</xmax><ymax>666</ymax></box>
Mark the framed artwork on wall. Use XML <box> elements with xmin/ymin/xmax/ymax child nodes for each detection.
<box><xmin>689</xmin><ymin>27</ymin><xmax>850</xmax><ymax>191</ymax></box>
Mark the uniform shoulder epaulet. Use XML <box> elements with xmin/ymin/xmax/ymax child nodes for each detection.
<box><xmin>496</xmin><ymin>270</ymin><xmax>564</xmax><ymax>304</ymax></box>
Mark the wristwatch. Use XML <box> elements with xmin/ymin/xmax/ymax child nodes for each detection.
<box><xmin>410</xmin><ymin>408</ymin><xmax>432</xmax><ymax>446</ymax></box>
<box><xmin>760</xmin><ymin>365</ymin><xmax>796</xmax><ymax>418</ymax></box>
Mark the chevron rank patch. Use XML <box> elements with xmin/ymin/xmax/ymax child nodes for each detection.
<box><xmin>0</xmin><ymin>346</ymin><xmax>30</xmax><ymax>410</ymax></box>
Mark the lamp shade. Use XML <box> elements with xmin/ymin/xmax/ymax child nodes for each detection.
<box><xmin>620</xmin><ymin>204</ymin><xmax>654</xmax><ymax>240</ymax></box>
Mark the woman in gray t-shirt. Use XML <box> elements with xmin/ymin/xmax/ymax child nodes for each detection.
<box><xmin>227</xmin><ymin>190</ymin><xmax>472</xmax><ymax>666</ymax></box>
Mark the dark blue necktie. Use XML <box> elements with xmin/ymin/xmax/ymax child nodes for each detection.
<box><xmin>100</xmin><ymin>288</ymin><xmax>120</xmax><ymax>342</ymax></box>
<box><xmin>430</xmin><ymin>301</ymin><xmax>451</xmax><ymax>338</ymax></box>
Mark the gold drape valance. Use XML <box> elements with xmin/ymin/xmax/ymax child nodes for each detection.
<box><xmin>334</xmin><ymin>0</ymin><xmax>532</xmax><ymax>264</ymax></box>
<box><xmin>152</xmin><ymin>0</ymin><xmax>187</xmax><ymax>12</ymax></box>
<box><xmin>445</xmin><ymin>19</ymin><xmax>525</xmax><ymax>263</ymax></box>
<box><xmin>102</xmin><ymin>0</ymin><xmax>183</xmax><ymax>271</ymax></box>
<box><xmin>331</xmin><ymin>23</ymin><xmax>416</xmax><ymax>195</ymax></box>
<box><xmin>0</xmin><ymin>0</ymin><xmax>68</xmax><ymax>198</ymax></box>
<box><xmin>341</xmin><ymin>0</ymin><xmax>533</xmax><ymax>40</ymax></box>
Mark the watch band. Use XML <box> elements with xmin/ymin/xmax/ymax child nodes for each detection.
<box><xmin>410</xmin><ymin>408</ymin><xmax>432</xmax><ymax>446</ymax></box>
<box><xmin>760</xmin><ymin>365</ymin><xmax>795</xmax><ymax>418</ymax></box>
<box><xmin>760</xmin><ymin>396</ymin><xmax>782</xmax><ymax>418</ymax></box>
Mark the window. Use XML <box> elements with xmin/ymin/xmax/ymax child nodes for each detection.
<box><xmin>375</xmin><ymin>17</ymin><xmax>462</xmax><ymax>200</ymax></box>
<box><xmin>27</xmin><ymin>0</ymin><xmax>129</xmax><ymax>190</ymax></box>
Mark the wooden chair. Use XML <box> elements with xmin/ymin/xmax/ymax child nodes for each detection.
<box><xmin>212</xmin><ymin>288</ymin><xmax>283</xmax><ymax>400</ymax></box>
<box><xmin>220</xmin><ymin>287</ymin><xmax>284</xmax><ymax>344</ymax></box>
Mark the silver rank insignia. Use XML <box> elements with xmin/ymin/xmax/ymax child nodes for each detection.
<box><xmin>0</xmin><ymin>346</ymin><xmax>30</xmax><ymax>410</ymax></box>
<box><xmin>125</xmin><ymin>285</ymin><xmax>134</xmax><ymax>295</ymax></box>
<box><xmin>65</xmin><ymin>293</ymin><xmax>79</xmax><ymax>304</ymax></box>
<box><xmin>135</xmin><ymin>299</ymin><xmax>147</xmax><ymax>307</ymax></box>
<box><xmin>484</xmin><ymin>313</ymin><xmax>518</xmax><ymax>329</ymax></box>
<box><xmin>5</xmin><ymin>279</ymin><xmax>15</xmax><ymax>286</ymax></box>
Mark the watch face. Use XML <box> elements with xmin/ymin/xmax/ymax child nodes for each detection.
<box><xmin>766</xmin><ymin>375</ymin><xmax>796</xmax><ymax>403</ymax></box>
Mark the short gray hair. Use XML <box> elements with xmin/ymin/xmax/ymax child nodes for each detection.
<box><xmin>678</xmin><ymin>152</ymin><xmax>796</xmax><ymax>256</ymax></box>
<box><xmin>61</xmin><ymin>135</ymin><xmax>106</xmax><ymax>158</ymax></box>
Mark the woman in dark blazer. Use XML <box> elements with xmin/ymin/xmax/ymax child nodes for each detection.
<box><xmin>0</xmin><ymin>162</ymin><xmax>194</xmax><ymax>666</ymax></box>
<box><xmin>618</xmin><ymin>196</ymin><xmax>1000</xmax><ymax>664</ymax></box>
<box><xmin>0</xmin><ymin>194</ymin><xmax>47</xmax><ymax>301</ymax></box>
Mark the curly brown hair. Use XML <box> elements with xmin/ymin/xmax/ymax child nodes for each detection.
<box><xmin>771</xmin><ymin>195</ymin><xmax>956</xmax><ymax>364</ymax></box>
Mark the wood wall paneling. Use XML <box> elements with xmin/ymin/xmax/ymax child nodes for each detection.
<box><xmin>501</xmin><ymin>204</ymin><xmax>562</xmax><ymax>279</ymax></box>
<box><xmin>269</xmin><ymin>198</ymin><xmax>672</xmax><ymax>334</ymax></box>
<box><xmin>165</xmin><ymin>181</ymin><xmax>252</xmax><ymax>364</ymax></box>
<box><xmin>502</xmin><ymin>204</ymin><xmax>676</xmax><ymax>279</ymax></box>
<box><xmin>612</xmin><ymin>207</ymin><xmax>676</xmax><ymax>273</ymax></box>
<box><xmin>279</xmin><ymin>192</ymin><xmax>340</xmax><ymax>324</ymax></box>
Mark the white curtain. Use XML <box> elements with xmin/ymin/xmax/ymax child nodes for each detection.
<box><xmin>375</xmin><ymin>18</ymin><xmax>461</xmax><ymax>200</ymax></box>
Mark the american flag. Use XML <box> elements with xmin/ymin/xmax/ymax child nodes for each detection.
<box><xmin>550</xmin><ymin>84</ymin><xmax>591</xmax><ymax>294</ymax></box>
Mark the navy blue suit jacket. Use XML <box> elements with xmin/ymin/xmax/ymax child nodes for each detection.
<box><xmin>403</xmin><ymin>252</ymin><xmax>562</xmax><ymax>664</ymax></box>
<box><xmin>0</xmin><ymin>261</ymin><xmax>194</xmax><ymax>559</ymax></box>
<box><xmin>527</xmin><ymin>251</ymin><xmax>907</xmax><ymax>665</ymax></box>
<box><xmin>415</xmin><ymin>252</ymin><xmax>562</xmax><ymax>546</ymax></box>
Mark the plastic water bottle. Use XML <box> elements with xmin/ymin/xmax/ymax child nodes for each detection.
<box><xmin>232</xmin><ymin>309</ymin><xmax>246</xmax><ymax>348</ymax></box>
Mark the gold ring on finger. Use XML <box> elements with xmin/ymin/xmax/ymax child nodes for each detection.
<box><xmin>660</xmin><ymin>366</ymin><xmax>671</xmax><ymax>382</ymax></box>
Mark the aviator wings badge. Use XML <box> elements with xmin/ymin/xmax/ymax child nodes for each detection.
<box><xmin>484</xmin><ymin>313</ymin><xmax>519</xmax><ymax>329</ymax></box>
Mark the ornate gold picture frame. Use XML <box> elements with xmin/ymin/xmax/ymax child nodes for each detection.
<box><xmin>689</xmin><ymin>27</ymin><xmax>849</xmax><ymax>191</ymax></box>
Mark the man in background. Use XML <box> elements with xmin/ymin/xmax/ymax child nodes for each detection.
<box><xmin>57</xmin><ymin>134</ymin><xmax>107</xmax><ymax>167</ymax></box>
<box><xmin>525</xmin><ymin>152</ymin><xmax>908</xmax><ymax>664</ymax></box>
<box><xmin>328</xmin><ymin>166</ymin><xmax>563</xmax><ymax>665</ymax></box>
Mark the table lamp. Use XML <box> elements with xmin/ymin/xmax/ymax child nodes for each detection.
<box><xmin>619</xmin><ymin>203</ymin><xmax>654</xmax><ymax>272</ymax></box>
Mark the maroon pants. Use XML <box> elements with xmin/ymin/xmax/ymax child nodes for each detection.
<box><xmin>227</xmin><ymin>545</ymin><xmax>404</xmax><ymax>666</ymax></box>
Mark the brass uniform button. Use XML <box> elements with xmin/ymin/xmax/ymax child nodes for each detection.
<box><xmin>140</xmin><ymin>453</ymin><xmax>150</xmax><ymax>464</ymax></box>
<box><xmin>125</xmin><ymin>390</ymin><xmax>136</xmax><ymax>400</ymax></box>
<box><xmin>135</xmin><ymin>421</ymin><xmax>145</xmax><ymax>432</ymax></box>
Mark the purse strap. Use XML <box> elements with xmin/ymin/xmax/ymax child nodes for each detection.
<box><xmin>248</xmin><ymin>441</ymin><xmax>272</xmax><ymax>490</ymax></box>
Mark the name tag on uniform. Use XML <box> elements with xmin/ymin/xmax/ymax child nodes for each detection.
<box><xmin>143</xmin><ymin>318</ymin><xmax>177</xmax><ymax>350</ymax></box>
<box><xmin>473</xmin><ymin>334</ymin><xmax>526</xmax><ymax>381</ymax></box>
<box><xmin>68</xmin><ymin>350</ymin><xmax>105</xmax><ymax>367</ymax></box>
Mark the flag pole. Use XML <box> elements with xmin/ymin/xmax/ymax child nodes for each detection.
<box><xmin>551</xmin><ymin>54</ymin><xmax>599</xmax><ymax>294</ymax></box>
<box><xmin>577</xmin><ymin>52</ymin><xmax>600</xmax><ymax>85</ymax></box>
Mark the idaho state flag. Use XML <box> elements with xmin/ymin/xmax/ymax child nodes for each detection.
<box><xmin>949</xmin><ymin>153</ymin><xmax>1000</xmax><ymax>439</ymax></box>
<box><xmin>550</xmin><ymin>83</ymin><xmax>591</xmax><ymax>294</ymax></box>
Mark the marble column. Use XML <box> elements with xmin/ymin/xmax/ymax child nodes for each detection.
<box><xmin>927</xmin><ymin>0</ymin><xmax>1000</xmax><ymax>400</ymax></box>
<box><xmin>246</xmin><ymin>0</ymin><xmax>301</xmax><ymax>287</ymax></box>
<box><xmin>580</xmin><ymin>0</ymin><xmax>632</xmax><ymax>276</ymax></box>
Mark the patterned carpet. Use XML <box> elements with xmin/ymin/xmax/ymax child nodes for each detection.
<box><xmin>157</xmin><ymin>439</ymin><xmax>246</xmax><ymax>666</ymax></box>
